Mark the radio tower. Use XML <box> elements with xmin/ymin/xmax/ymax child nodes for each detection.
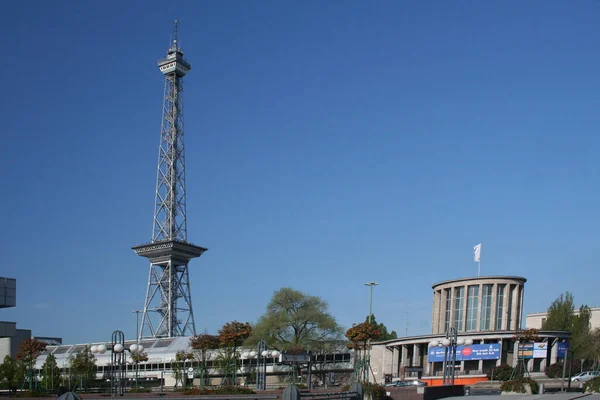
<box><xmin>132</xmin><ymin>21</ymin><xmax>207</xmax><ymax>340</ymax></box>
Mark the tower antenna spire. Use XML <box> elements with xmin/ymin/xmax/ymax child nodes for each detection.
<box><xmin>173</xmin><ymin>19</ymin><xmax>178</xmax><ymax>48</ymax></box>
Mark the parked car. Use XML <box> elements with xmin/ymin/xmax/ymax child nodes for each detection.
<box><xmin>571</xmin><ymin>371</ymin><xmax>599</xmax><ymax>383</ymax></box>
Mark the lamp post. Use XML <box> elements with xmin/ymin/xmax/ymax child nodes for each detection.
<box><xmin>90</xmin><ymin>330</ymin><xmax>144</xmax><ymax>396</ymax></box>
<box><xmin>429</xmin><ymin>328</ymin><xmax>473</xmax><ymax>385</ymax></box>
<box><xmin>364</xmin><ymin>282</ymin><xmax>379</xmax><ymax>323</ymax></box>
<box><xmin>132</xmin><ymin>310</ymin><xmax>142</xmax><ymax>343</ymax></box>
<box><xmin>252</xmin><ymin>342</ymin><xmax>280</xmax><ymax>391</ymax></box>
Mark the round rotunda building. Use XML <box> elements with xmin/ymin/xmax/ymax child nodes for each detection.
<box><xmin>431</xmin><ymin>276</ymin><xmax>526</xmax><ymax>335</ymax></box>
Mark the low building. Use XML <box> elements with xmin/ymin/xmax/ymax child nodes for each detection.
<box><xmin>526</xmin><ymin>307</ymin><xmax>600</xmax><ymax>330</ymax></box>
<box><xmin>370</xmin><ymin>276</ymin><xmax>570</xmax><ymax>386</ymax></box>
<box><xmin>0</xmin><ymin>277</ymin><xmax>62</xmax><ymax>360</ymax></box>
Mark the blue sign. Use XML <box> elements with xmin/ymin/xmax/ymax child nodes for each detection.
<box><xmin>557</xmin><ymin>342</ymin><xmax>569</xmax><ymax>359</ymax></box>
<box><xmin>428</xmin><ymin>343</ymin><xmax>501</xmax><ymax>362</ymax></box>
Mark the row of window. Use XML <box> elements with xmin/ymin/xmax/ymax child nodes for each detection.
<box><xmin>442</xmin><ymin>283</ymin><xmax>518</xmax><ymax>332</ymax></box>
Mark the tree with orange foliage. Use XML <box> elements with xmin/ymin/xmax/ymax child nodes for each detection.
<box><xmin>16</xmin><ymin>339</ymin><xmax>47</xmax><ymax>391</ymax></box>
<box><xmin>216</xmin><ymin>321</ymin><xmax>252</xmax><ymax>385</ymax></box>
<box><xmin>190</xmin><ymin>333</ymin><xmax>220</xmax><ymax>386</ymax></box>
<box><xmin>346</xmin><ymin>322</ymin><xmax>381</xmax><ymax>350</ymax></box>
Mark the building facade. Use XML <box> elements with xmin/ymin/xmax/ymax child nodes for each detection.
<box><xmin>370</xmin><ymin>276</ymin><xmax>570</xmax><ymax>387</ymax></box>
<box><xmin>431</xmin><ymin>276</ymin><xmax>526</xmax><ymax>334</ymax></box>
<box><xmin>526</xmin><ymin>307</ymin><xmax>600</xmax><ymax>330</ymax></box>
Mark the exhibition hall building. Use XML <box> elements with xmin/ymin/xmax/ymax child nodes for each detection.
<box><xmin>369</xmin><ymin>276</ymin><xmax>570</xmax><ymax>386</ymax></box>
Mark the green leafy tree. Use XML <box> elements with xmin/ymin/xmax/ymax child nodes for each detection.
<box><xmin>542</xmin><ymin>292</ymin><xmax>575</xmax><ymax>331</ymax></box>
<box><xmin>41</xmin><ymin>354</ymin><xmax>60</xmax><ymax>391</ymax></box>
<box><xmin>247</xmin><ymin>287</ymin><xmax>344</xmax><ymax>352</ymax></box>
<box><xmin>16</xmin><ymin>338</ymin><xmax>47</xmax><ymax>391</ymax></box>
<box><xmin>172</xmin><ymin>351</ymin><xmax>194</xmax><ymax>389</ymax></box>
<box><xmin>542</xmin><ymin>292</ymin><xmax>592</xmax><ymax>360</ymax></box>
<box><xmin>68</xmin><ymin>347</ymin><xmax>96</xmax><ymax>391</ymax></box>
<box><xmin>363</xmin><ymin>315</ymin><xmax>397</xmax><ymax>341</ymax></box>
<box><xmin>0</xmin><ymin>355</ymin><xmax>25</xmax><ymax>392</ymax></box>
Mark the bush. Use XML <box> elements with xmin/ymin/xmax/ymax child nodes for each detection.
<box><xmin>364</xmin><ymin>382</ymin><xmax>386</xmax><ymax>400</ymax></box>
<box><xmin>546</xmin><ymin>360</ymin><xmax>595</xmax><ymax>378</ymax></box>
<box><xmin>488</xmin><ymin>364</ymin><xmax>514</xmax><ymax>381</ymax></box>
<box><xmin>584</xmin><ymin>377</ymin><xmax>600</xmax><ymax>393</ymax></box>
<box><xmin>501</xmin><ymin>378</ymin><xmax>539</xmax><ymax>394</ymax></box>
<box><xmin>184</xmin><ymin>386</ymin><xmax>256</xmax><ymax>396</ymax></box>
<box><xmin>128</xmin><ymin>388</ymin><xmax>151</xmax><ymax>393</ymax></box>
<box><xmin>545</xmin><ymin>363</ymin><xmax>564</xmax><ymax>378</ymax></box>
<box><xmin>214</xmin><ymin>386</ymin><xmax>256</xmax><ymax>395</ymax></box>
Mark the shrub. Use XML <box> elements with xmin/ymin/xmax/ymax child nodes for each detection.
<box><xmin>184</xmin><ymin>386</ymin><xmax>256</xmax><ymax>396</ymax></box>
<box><xmin>488</xmin><ymin>364</ymin><xmax>514</xmax><ymax>381</ymax></box>
<box><xmin>214</xmin><ymin>386</ymin><xmax>256</xmax><ymax>395</ymax></box>
<box><xmin>364</xmin><ymin>382</ymin><xmax>386</xmax><ymax>400</ymax></box>
<box><xmin>128</xmin><ymin>388</ymin><xmax>151</xmax><ymax>393</ymax></box>
<box><xmin>545</xmin><ymin>363</ymin><xmax>564</xmax><ymax>378</ymax></box>
<box><xmin>584</xmin><ymin>377</ymin><xmax>600</xmax><ymax>393</ymax></box>
<box><xmin>341</xmin><ymin>384</ymin><xmax>350</xmax><ymax>392</ymax></box>
<box><xmin>546</xmin><ymin>360</ymin><xmax>595</xmax><ymax>378</ymax></box>
<box><xmin>501</xmin><ymin>377</ymin><xmax>539</xmax><ymax>394</ymax></box>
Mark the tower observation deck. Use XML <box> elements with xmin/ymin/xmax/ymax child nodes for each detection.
<box><xmin>132</xmin><ymin>21</ymin><xmax>207</xmax><ymax>340</ymax></box>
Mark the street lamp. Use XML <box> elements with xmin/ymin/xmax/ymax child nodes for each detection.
<box><xmin>90</xmin><ymin>331</ymin><xmax>144</xmax><ymax>396</ymax></box>
<box><xmin>429</xmin><ymin>328</ymin><xmax>473</xmax><ymax>385</ymax></box>
<box><xmin>252</xmin><ymin>342</ymin><xmax>280</xmax><ymax>391</ymax></box>
<box><xmin>364</xmin><ymin>282</ymin><xmax>379</xmax><ymax>324</ymax></box>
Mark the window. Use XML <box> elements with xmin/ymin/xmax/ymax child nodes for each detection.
<box><xmin>444</xmin><ymin>289</ymin><xmax>452</xmax><ymax>332</ymax></box>
<box><xmin>495</xmin><ymin>284</ymin><xmax>505</xmax><ymax>329</ymax></box>
<box><xmin>480</xmin><ymin>284</ymin><xmax>493</xmax><ymax>330</ymax></box>
<box><xmin>454</xmin><ymin>287</ymin><xmax>465</xmax><ymax>332</ymax></box>
<box><xmin>507</xmin><ymin>285</ymin><xmax>514</xmax><ymax>329</ymax></box>
<box><xmin>466</xmin><ymin>285</ymin><xmax>479</xmax><ymax>331</ymax></box>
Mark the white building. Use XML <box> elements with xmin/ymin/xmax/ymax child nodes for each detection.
<box><xmin>526</xmin><ymin>307</ymin><xmax>600</xmax><ymax>330</ymax></box>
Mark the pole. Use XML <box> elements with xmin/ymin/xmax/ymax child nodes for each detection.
<box><xmin>369</xmin><ymin>286</ymin><xmax>373</xmax><ymax>323</ymax></box>
<box><xmin>561</xmin><ymin>350</ymin><xmax>568</xmax><ymax>392</ymax></box>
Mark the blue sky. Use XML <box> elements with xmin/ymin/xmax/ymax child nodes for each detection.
<box><xmin>2</xmin><ymin>1</ymin><xmax>599</xmax><ymax>344</ymax></box>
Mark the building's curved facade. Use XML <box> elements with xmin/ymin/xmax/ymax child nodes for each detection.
<box><xmin>431</xmin><ymin>276</ymin><xmax>526</xmax><ymax>334</ymax></box>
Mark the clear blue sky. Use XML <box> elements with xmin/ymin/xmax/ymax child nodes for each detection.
<box><xmin>2</xmin><ymin>0</ymin><xmax>599</xmax><ymax>345</ymax></box>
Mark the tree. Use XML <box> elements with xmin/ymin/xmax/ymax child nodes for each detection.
<box><xmin>542</xmin><ymin>291</ymin><xmax>575</xmax><ymax>331</ymax></box>
<box><xmin>248</xmin><ymin>287</ymin><xmax>344</xmax><ymax>352</ymax></box>
<box><xmin>542</xmin><ymin>292</ymin><xmax>592</xmax><ymax>360</ymax></box>
<box><xmin>190</xmin><ymin>333</ymin><xmax>219</xmax><ymax>387</ymax></box>
<box><xmin>16</xmin><ymin>338</ymin><xmax>46</xmax><ymax>391</ymax></box>
<box><xmin>68</xmin><ymin>347</ymin><xmax>96</xmax><ymax>391</ymax></box>
<box><xmin>363</xmin><ymin>315</ymin><xmax>397</xmax><ymax>341</ymax></box>
<box><xmin>41</xmin><ymin>354</ymin><xmax>60</xmax><ymax>391</ymax></box>
<box><xmin>130</xmin><ymin>351</ymin><xmax>148</xmax><ymax>390</ymax></box>
<box><xmin>0</xmin><ymin>355</ymin><xmax>25</xmax><ymax>392</ymax></box>
<box><xmin>172</xmin><ymin>351</ymin><xmax>194</xmax><ymax>388</ymax></box>
<box><xmin>216</xmin><ymin>321</ymin><xmax>252</xmax><ymax>386</ymax></box>
<box><xmin>346</xmin><ymin>322</ymin><xmax>382</xmax><ymax>350</ymax></box>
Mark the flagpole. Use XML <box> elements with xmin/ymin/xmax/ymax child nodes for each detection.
<box><xmin>477</xmin><ymin>260</ymin><xmax>480</xmax><ymax>277</ymax></box>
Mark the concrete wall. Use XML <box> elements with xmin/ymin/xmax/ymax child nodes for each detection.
<box><xmin>0</xmin><ymin>328</ymin><xmax>31</xmax><ymax>360</ymax></box>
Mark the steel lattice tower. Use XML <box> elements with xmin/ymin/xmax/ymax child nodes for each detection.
<box><xmin>132</xmin><ymin>21</ymin><xmax>207</xmax><ymax>340</ymax></box>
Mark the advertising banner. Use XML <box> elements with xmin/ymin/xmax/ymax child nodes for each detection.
<box><xmin>533</xmin><ymin>342</ymin><xmax>549</xmax><ymax>359</ymax></box>
<box><xmin>428</xmin><ymin>343</ymin><xmax>501</xmax><ymax>362</ymax></box>
<box><xmin>518</xmin><ymin>343</ymin><xmax>534</xmax><ymax>359</ymax></box>
<box><xmin>557</xmin><ymin>342</ymin><xmax>569</xmax><ymax>359</ymax></box>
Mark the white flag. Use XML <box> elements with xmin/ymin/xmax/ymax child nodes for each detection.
<box><xmin>473</xmin><ymin>243</ymin><xmax>482</xmax><ymax>262</ymax></box>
